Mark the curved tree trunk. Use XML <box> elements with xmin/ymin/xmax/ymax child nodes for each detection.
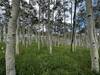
<box><xmin>5</xmin><ymin>0</ymin><xmax>20</xmax><ymax>75</ymax></box>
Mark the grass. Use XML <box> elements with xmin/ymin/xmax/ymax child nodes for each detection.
<box><xmin>0</xmin><ymin>42</ymin><xmax>100</xmax><ymax>75</ymax></box>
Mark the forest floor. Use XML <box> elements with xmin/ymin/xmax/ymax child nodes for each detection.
<box><xmin>0</xmin><ymin>43</ymin><xmax>100</xmax><ymax>75</ymax></box>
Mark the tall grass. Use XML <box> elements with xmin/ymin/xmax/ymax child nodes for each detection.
<box><xmin>0</xmin><ymin>43</ymin><xmax>100</xmax><ymax>75</ymax></box>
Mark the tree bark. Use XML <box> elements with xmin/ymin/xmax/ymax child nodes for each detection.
<box><xmin>48</xmin><ymin>0</ymin><xmax>52</xmax><ymax>54</ymax></box>
<box><xmin>3</xmin><ymin>25</ymin><xmax>7</xmax><ymax>43</ymax></box>
<box><xmin>5</xmin><ymin>0</ymin><xmax>20</xmax><ymax>75</ymax></box>
<box><xmin>86</xmin><ymin>0</ymin><xmax>99</xmax><ymax>73</ymax></box>
<box><xmin>16</xmin><ymin>19</ymin><xmax>20</xmax><ymax>55</ymax></box>
<box><xmin>71</xmin><ymin>0</ymin><xmax>77</xmax><ymax>52</ymax></box>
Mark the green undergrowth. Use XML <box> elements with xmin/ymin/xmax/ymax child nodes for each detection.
<box><xmin>0</xmin><ymin>42</ymin><xmax>100</xmax><ymax>75</ymax></box>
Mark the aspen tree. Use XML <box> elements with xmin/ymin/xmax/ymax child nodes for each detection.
<box><xmin>86</xmin><ymin>0</ymin><xmax>99</xmax><ymax>73</ymax></box>
<box><xmin>5</xmin><ymin>0</ymin><xmax>20</xmax><ymax>75</ymax></box>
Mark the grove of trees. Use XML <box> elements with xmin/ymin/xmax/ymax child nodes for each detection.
<box><xmin>0</xmin><ymin>0</ymin><xmax>100</xmax><ymax>75</ymax></box>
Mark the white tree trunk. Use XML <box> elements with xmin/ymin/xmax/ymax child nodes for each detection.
<box><xmin>48</xmin><ymin>34</ymin><xmax>52</xmax><ymax>54</ymax></box>
<box><xmin>86</xmin><ymin>0</ymin><xmax>99</xmax><ymax>73</ymax></box>
<box><xmin>3</xmin><ymin>25</ymin><xmax>7</xmax><ymax>43</ymax></box>
<box><xmin>16</xmin><ymin>21</ymin><xmax>19</xmax><ymax>55</ymax></box>
<box><xmin>5</xmin><ymin>0</ymin><xmax>20</xmax><ymax>75</ymax></box>
<box><xmin>37</xmin><ymin>32</ymin><xmax>40</xmax><ymax>50</ymax></box>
